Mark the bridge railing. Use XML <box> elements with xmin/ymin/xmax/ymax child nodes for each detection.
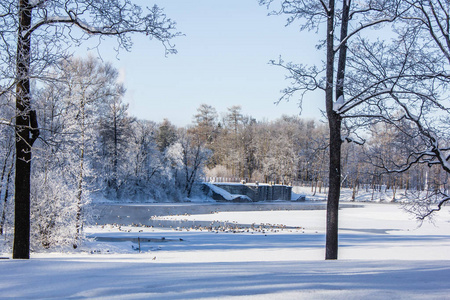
<box><xmin>204</xmin><ymin>177</ymin><xmax>249</xmax><ymax>184</ymax></box>
<box><xmin>203</xmin><ymin>177</ymin><xmax>295</xmax><ymax>186</ymax></box>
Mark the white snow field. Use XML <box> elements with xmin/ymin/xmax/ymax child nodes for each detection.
<box><xmin>1</xmin><ymin>202</ymin><xmax>450</xmax><ymax>299</ymax></box>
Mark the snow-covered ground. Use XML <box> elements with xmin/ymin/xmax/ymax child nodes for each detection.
<box><xmin>1</xmin><ymin>202</ymin><xmax>450</xmax><ymax>299</ymax></box>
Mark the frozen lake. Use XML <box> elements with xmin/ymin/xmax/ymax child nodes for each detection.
<box><xmin>91</xmin><ymin>201</ymin><xmax>355</xmax><ymax>229</ymax></box>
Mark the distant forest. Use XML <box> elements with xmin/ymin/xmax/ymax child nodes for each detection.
<box><xmin>1</xmin><ymin>56</ymin><xmax>444</xmax><ymax>210</ymax></box>
<box><xmin>1</xmin><ymin>58</ymin><xmax>447</xmax><ymax>251</ymax></box>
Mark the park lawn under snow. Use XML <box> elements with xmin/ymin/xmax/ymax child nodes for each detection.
<box><xmin>1</xmin><ymin>202</ymin><xmax>450</xmax><ymax>299</ymax></box>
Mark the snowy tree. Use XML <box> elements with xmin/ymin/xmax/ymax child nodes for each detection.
<box><xmin>27</xmin><ymin>56</ymin><xmax>124</xmax><ymax>248</ymax></box>
<box><xmin>260</xmin><ymin>119</ymin><xmax>299</xmax><ymax>184</ymax></box>
<box><xmin>340</xmin><ymin>0</ymin><xmax>450</xmax><ymax>219</ymax></box>
<box><xmin>156</xmin><ymin>119</ymin><xmax>178</xmax><ymax>153</ymax></box>
<box><xmin>296</xmin><ymin>120</ymin><xmax>329</xmax><ymax>190</ymax></box>
<box><xmin>260</xmin><ymin>0</ymin><xmax>404</xmax><ymax>259</ymax></box>
<box><xmin>222</xmin><ymin>106</ymin><xmax>246</xmax><ymax>177</ymax></box>
<box><xmin>167</xmin><ymin>129</ymin><xmax>211</xmax><ymax>198</ymax></box>
<box><xmin>225</xmin><ymin>105</ymin><xmax>245</xmax><ymax>135</ymax></box>
<box><xmin>59</xmin><ymin>56</ymin><xmax>126</xmax><ymax>247</ymax></box>
<box><xmin>252</xmin><ymin>122</ymin><xmax>273</xmax><ymax>182</ymax></box>
<box><xmin>29</xmin><ymin>83</ymin><xmax>76</xmax><ymax>249</ymax></box>
<box><xmin>193</xmin><ymin>104</ymin><xmax>218</xmax><ymax>145</ymax></box>
<box><xmin>0</xmin><ymin>95</ymin><xmax>15</xmax><ymax>237</ymax></box>
<box><xmin>0</xmin><ymin>0</ymin><xmax>179</xmax><ymax>259</ymax></box>
<box><xmin>125</xmin><ymin>120</ymin><xmax>166</xmax><ymax>200</ymax></box>
<box><xmin>240</xmin><ymin>118</ymin><xmax>258</xmax><ymax>180</ymax></box>
<box><xmin>389</xmin><ymin>0</ymin><xmax>450</xmax><ymax>218</ymax></box>
<box><xmin>29</xmin><ymin>168</ymin><xmax>79</xmax><ymax>249</ymax></box>
<box><xmin>98</xmin><ymin>89</ymin><xmax>135</xmax><ymax>199</ymax></box>
<box><xmin>203</xmin><ymin>111</ymin><xmax>329</xmax><ymax>185</ymax></box>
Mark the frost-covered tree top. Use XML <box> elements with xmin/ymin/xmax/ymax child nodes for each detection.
<box><xmin>0</xmin><ymin>0</ymin><xmax>180</xmax><ymax>97</ymax></box>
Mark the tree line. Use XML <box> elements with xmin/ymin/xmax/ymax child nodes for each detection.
<box><xmin>194</xmin><ymin>104</ymin><xmax>448</xmax><ymax>200</ymax></box>
<box><xmin>0</xmin><ymin>54</ymin><xmax>448</xmax><ymax>250</ymax></box>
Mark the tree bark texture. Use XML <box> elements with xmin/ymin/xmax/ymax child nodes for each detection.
<box><xmin>326</xmin><ymin>114</ymin><xmax>342</xmax><ymax>260</ymax></box>
<box><xmin>74</xmin><ymin>98</ymin><xmax>86</xmax><ymax>248</ymax></box>
<box><xmin>325</xmin><ymin>0</ymin><xmax>342</xmax><ymax>260</ymax></box>
<box><xmin>325</xmin><ymin>0</ymin><xmax>351</xmax><ymax>261</ymax></box>
<box><xmin>14</xmin><ymin>0</ymin><xmax>33</xmax><ymax>259</ymax></box>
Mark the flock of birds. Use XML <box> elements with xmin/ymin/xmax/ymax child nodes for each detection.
<box><xmin>92</xmin><ymin>209</ymin><xmax>318</xmax><ymax>257</ymax></box>
<box><xmin>99</xmin><ymin>211</ymin><xmax>305</xmax><ymax>235</ymax></box>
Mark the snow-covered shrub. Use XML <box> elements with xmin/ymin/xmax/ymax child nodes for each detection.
<box><xmin>166</xmin><ymin>130</ymin><xmax>212</xmax><ymax>199</ymax></box>
<box><xmin>30</xmin><ymin>170</ymin><xmax>80</xmax><ymax>249</ymax></box>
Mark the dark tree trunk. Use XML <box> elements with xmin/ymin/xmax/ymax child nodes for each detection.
<box><xmin>325</xmin><ymin>0</ymin><xmax>350</xmax><ymax>260</ymax></box>
<box><xmin>326</xmin><ymin>114</ymin><xmax>342</xmax><ymax>260</ymax></box>
<box><xmin>14</xmin><ymin>0</ymin><xmax>39</xmax><ymax>259</ymax></box>
<box><xmin>14</xmin><ymin>0</ymin><xmax>33</xmax><ymax>259</ymax></box>
<box><xmin>13</xmin><ymin>136</ymin><xmax>31</xmax><ymax>260</ymax></box>
<box><xmin>324</xmin><ymin>0</ymin><xmax>340</xmax><ymax>260</ymax></box>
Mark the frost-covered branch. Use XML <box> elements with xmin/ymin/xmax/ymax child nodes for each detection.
<box><xmin>405</xmin><ymin>192</ymin><xmax>450</xmax><ymax>221</ymax></box>
<box><xmin>269</xmin><ymin>58</ymin><xmax>325</xmax><ymax>107</ymax></box>
<box><xmin>22</xmin><ymin>2</ymin><xmax>180</xmax><ymax>55</ymax></box>
<box><xmin>402</xmin><ymin>0</ymin><xmax>450</xmax><ymax>63</ymax></box>
<box><xmin>334</xmin><ymin>17</ymin><xmax>398</xmax><ymax>53</ymax></box>
<box><xmin>418</xmin><ymin>194</ymin><xmax>450</xmax><ymax>220</ymax></box>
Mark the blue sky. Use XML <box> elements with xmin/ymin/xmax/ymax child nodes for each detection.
<box><xmin>87</xmin><ymin>1</ymin><xmax>326</xmax><ymax>126</ymax></box>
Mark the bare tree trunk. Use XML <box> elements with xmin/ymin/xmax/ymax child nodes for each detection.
<box><xmin>371</xmin><ymin>179</ymin><xmax>376</xmax><ymax>201</ymax></box>
<box><xmin>391</xmin><ymin>178</ymin><xmax>397</xmax><ymax>202</ymax></box>
<box><xmin>325</xmin><ymin>0</ymin><xmax>350</xmax><ymax>260</ymax></box>
<box><xmin>313</xmin><ymin>178</ymin><xmax>318</xmax><ymax>196</ymax></box>
<box><xmin>325</xmin><ymin>0</ymin><xmax>338</xmax><ymax>260</ymax></box>
<box><xmin>326</xmin><ymin>115</ymin><xmax>342</xmax><ymax>260</ymax></box>
<box><xmin>74</xmin><ymin>102</ymin><xmax>85</xmax><ymax>248</ymax></box>
<box><xmin>351</xmin><ymin>166</ymin><xmax>359</xmax><ymax>201</ymax></box>
<box><xmin>351</xmin><ymin>182</ymin><xmax>357</xmax><ymax>201</ymax></box>
<box><xmin>14</xmin><ymin>0</ymin><xmax>39</xmax><ymax>259</ymax></box>
<box><xmin>113</xmin><ymin>102</ymin><xmax>119</xmax><ymax>196</ymax></box>
<box><xmin>74</xmin><ymin>146</ymin><xmax>84</xmax><ymax>247</ymax></box>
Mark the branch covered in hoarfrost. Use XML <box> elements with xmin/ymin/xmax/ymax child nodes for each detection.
<box><xmin>404</xmin><ymin>192</ymin><xmax>450</xmax><ymax>221</ymax></box>
<box><xmin>269</xmin><ymin>57</ymin><xmax>325</xmax><ymax>109</ymax></box>
<box><xmin>333</xmin><ymin>17</ymin><xmax>399</xmax><ymax>53</ymax></box>
<box><xmin>22</xmin><ymin>1</ymin><xmax>180</xmax><ymax>55</ymax></box>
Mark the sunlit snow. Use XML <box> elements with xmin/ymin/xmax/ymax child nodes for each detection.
<box><xmin>1</xmin><ymin>189</ymin><xmax>450</xmax><ymax>299</ymax></box>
